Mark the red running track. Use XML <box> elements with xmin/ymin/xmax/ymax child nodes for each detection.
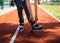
<box><xmin>0</xmin><ymin>5</ymin><xmax>60</xmax><ymax>43</ymax></box>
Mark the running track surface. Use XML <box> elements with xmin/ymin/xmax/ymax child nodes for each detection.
<box><xmin>0</xmin><ymin>5</ymin><xmax>60</xmax><ymax>43</ymax></box>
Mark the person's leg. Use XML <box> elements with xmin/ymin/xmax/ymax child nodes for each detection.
<box><xmin>14</xmin><ymin>0</ymin><xmax>24</xmax><ymax>31</ymax></box>
<box><xmin>22</xmin><ymin>1</ymin><xmax>42</xmax><ymax>30</ymax></box>
<box><xmin>14</xmin><ymin>0</ymin><xmax>24</xmax><ymax>25</ymax></box>
<box><xmin>25</xmin><ymin>0</ymin><xmax>42</xmax><ymax>31</ymax></box>
<box><xmin>22</xmin><ymin>1</ymin><xmax>35</xmax><ymax>26</ymax></box>
<box><xmin>31</xmin><ymin>0</ymin><xmax>42</xmax><ymax>32</ymax></box>
<box><xmin>34</xmin><ymin>0</ymin><xmax>38</xmax><ymax>22</ymax></box>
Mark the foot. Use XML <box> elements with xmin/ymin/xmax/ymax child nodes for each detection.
<box><xmin>18</xmin><ymin>25</ymin><xmax>24</xmax><ymax>32</ymax></box>
<box><xmin>31</xmin><ymin>24</ymin><xmax>43</xmax><ymax>32</ymax></box>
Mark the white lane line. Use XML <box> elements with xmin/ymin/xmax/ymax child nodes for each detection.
<box><xmin>9</xmin><ymin>15</ymin><xmax>26</xmax><ymax>43</ymax></box>
<box><xmin>0</xmin><ymin>6</ymin><xmax>26</xmax><ymax>43</ymax></box>
<box><xmin>9</xmin><ymin>25</ymin><xmax>20</xmax><ymax>43</ymax></box>
<box><xmin>38</xmin><ymin>5</ymin><xmax>60</xmax><ymax>22</ymax></box>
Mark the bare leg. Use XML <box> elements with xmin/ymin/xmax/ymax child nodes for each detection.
<box><xmin>26</xmin><ymin>0</ymin><xmax>38</xmax><ymax>23</ymax></box>
<box><xmin>26</xmin><ymin>0</ymin><xmax>42</xmax><ymax>32</ymax></box>
<box><xmin>34</xmin><ymin>0</ymin><xmax>38</xmax><ymax>23</ymax></box>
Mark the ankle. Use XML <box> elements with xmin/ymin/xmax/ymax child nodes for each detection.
<box><xmin>30</xmin><ymin>21</ymin><xmax>36</xmax><ymax>26</ymax></box>
<box><xmin>20</xmin><ymin>23</ymin><xmax>24</xmax><ymax>26</ymax></box>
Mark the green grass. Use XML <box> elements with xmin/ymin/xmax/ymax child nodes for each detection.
<box><xmin>40</xmin><ymin>3</ymin><xmax>60</xmax><ymax>20</ymax></box>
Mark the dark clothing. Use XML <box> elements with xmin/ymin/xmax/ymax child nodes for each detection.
<box><xmin>13</xmin><ymin>0</ymin><xmax>43</xmax><ymax>32</ymax></box>
<box><xmin>14</xmin><ymin>0</ymin><xmax>33</xmax><ymax>25</ymax></box>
